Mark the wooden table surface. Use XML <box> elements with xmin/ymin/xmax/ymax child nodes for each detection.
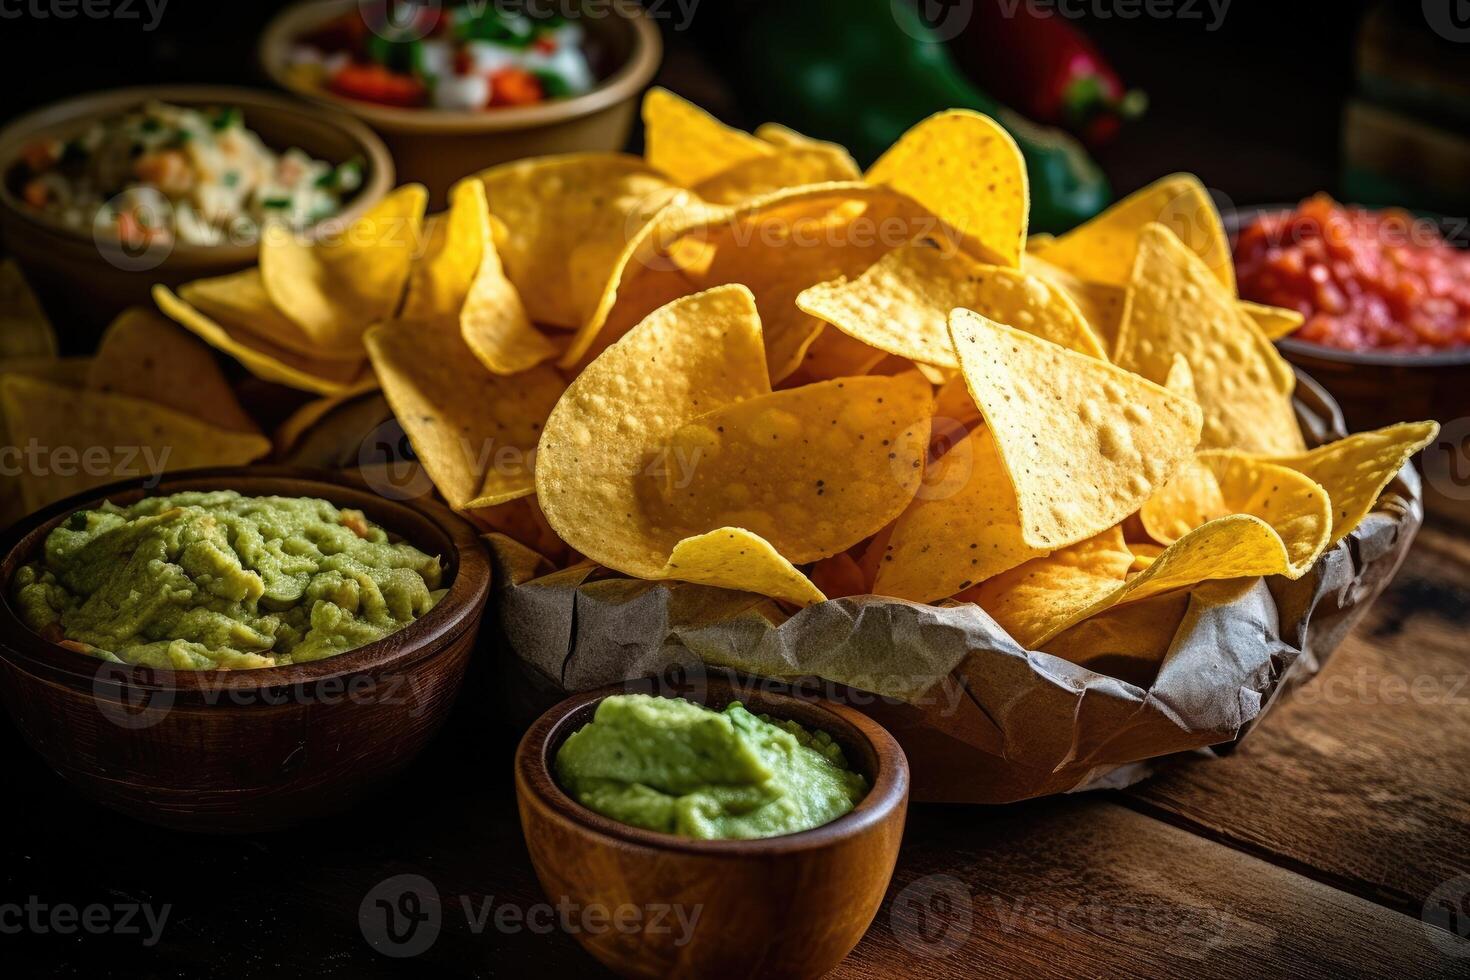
<box><xmin>4</xmin><ymin>521</ymin><xmax>1468</xmax><ymax>978</ymax></box>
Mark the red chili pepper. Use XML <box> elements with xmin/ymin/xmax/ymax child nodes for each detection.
<box><xmin>947</xmin><ymin>6</ymin><xmax>1145</xmax><ymax>147</ymax></box>
<box><xmin>328</xmin><ymin>63</ymin><xmax>427</xmax><ymax>108</ymax></box>
<box><xmin>489</xmin><ymin>68</ymin><xmax>544</xmax><ymax>107</ymax></box>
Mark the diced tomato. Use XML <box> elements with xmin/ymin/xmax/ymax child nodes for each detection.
<box><xmin>328</xmin><ymin>63</ymin><xmax>427</xmax><ymax>108</ymax></box>
<box><xmin>20</xmin><ymin>140</ymin><xmax>59</xmax><ymax>172</ymax></box>
<box><xmin>489</xmin><ymin>68</ymin><xmax>543</xmax><ymax>107</ymax></box>
<box><xmin>1235</xmin><ymin>194</ymin><xmax>1470</xmax><ymax>353</ymax></box>
<box><xmin>533</xmin><ymin>36</ymin><xmax>557</xmax><ymax>54</ymax></box>
<box><xmin>453</xmin><ymin>47</ymin><xmax>474</xmax><ymax>76</ymax></box>
<box><xmin>22</xmin><ymin>179</ymin><xmax>48</xmax><ymax>209</ymax></box>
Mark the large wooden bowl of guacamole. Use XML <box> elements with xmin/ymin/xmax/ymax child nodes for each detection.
<box><xmin>0</xmin><ymin>466</ymin><xmax>489</xmax><ymax>834</ymax></box>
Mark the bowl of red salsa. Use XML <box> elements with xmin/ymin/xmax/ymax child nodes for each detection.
<box><xmin>260</xmin><ymin>0</ymin><xmax>662</xmax><ymax>205</ymax></box>
<box><xmin>1229</xmin><ymin>195</ymin><xmax>1467</xmax><ymax>520</ymax></box>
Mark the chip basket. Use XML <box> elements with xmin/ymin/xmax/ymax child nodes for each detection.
<box><xmin>484</xmin><ymin>372</ymin><xmax>1422</xmax><ymax>803</ymax></box>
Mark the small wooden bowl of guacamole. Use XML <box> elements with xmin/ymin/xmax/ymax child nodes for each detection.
<box><xmin>0</xmin><ymin>466</ymin><xmax>489</xmax><ymax>834</ymax></box>
<box><xmin>515</xmin><ymin>675</ymin><xmax>909</xmax><ymax>980</ymax></box>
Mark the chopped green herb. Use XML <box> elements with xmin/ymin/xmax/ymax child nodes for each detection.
<box><xmin>533</xmin><ymin>70</ymin><xmax>573</xmax><ymax>100</ymax></box>
<box><xmin>223</xmin><ymin>171</ymin><xmax>239</xmax><ymax>188</ymax></box>
<box><xmin>211</xmin><ymin>107</ymin><xmax>241</xmax><ymax>131</ymax></box>
<box><xmin>262</xmin><ymin>197</ymin><xmax>292</xmax><ymax>209</ymax></box>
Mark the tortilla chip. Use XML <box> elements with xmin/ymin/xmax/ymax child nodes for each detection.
<box><xmin>466</xmin><ymin>495</ymin><xmax>571</xmax><ymax>564</ymax></box>
<box><xmin>659</xmin><ymin>527</ymin><xmax>826</xmax><ymax>606</ymax></box>
<box><xmin>1115</xmin><ymin>223</ymin><xmax>1303</xmax><ymax>454</ymax></box>
<box><xmin>536</xmin><ymin>284</ymin><xmax>775</xmax><ymax>579</ymax></box>
<box><xmin>643</xmin><ymin>87</ymin><xmax>776</xmax><ymax>187</ymax></box>
<box><xmin>1129</xmin><ymin>541</ymin><xmax>1164</xmax><ymax>573</ymax></box>
<box><xmin>153</xmin><ymin>286</ymin><xmax>376</xmax><ymax>397</ymax></box>
<box><xmin>457</xmin><ymin>185</ymin><xmax>557</xmax><ymax>375</ymax></box>
<box><xmin>1025</xmin><ymin>233</ymin><xmax>1056</xmax><ymax>252</ymax></box>
<box><xmin>1032</xmin><ymin>512</ymin><xmax>1320</xmax><ymax>647</ymax></box>
<box><xmin>809</xmin><ymin>551</ymin><xmax>868</xmax><ymax>599</ymax></box>
<box><xmin>950</xmin><ymin>308</ymin><xmax>1201</xmax><ymax>550</ymax></box>
<box><xmin>1269</xmin><ymin>422</ymin><xmax>1439</xmax><ymax>546</ymax></box>
<box><xmin>788</xmin><ymin>328</ymin><xmax>889</xmax><ymax>384</ymax></box>
<box><xmin>1164</xmin><ymin>353</ymin><xmax>1197</xmax><ymax>403</ymax></box>
<box><xmin>87</xmin><ymin>308</ymin><xmax>257</xmax><ymax>434</ymax></box>
<box><xmin>961</xmin><ymin>526</ymin><xmax>1134</xmax><ymax>649</ymax></box>
<box><xmin>693</xmin><ymin>148</ymin><xmax>863</xmax><ymax>205</ymax></box>
<box><xmin>649</xmin><ymin>373</ymin><xmax>932</xmax><ymax>563</ymax></box>
<box><xmin>178</xmin><ymin>268</ymin><xmax>362</xmax><ymax>363</ymax></box>
<box><xmin>261</xmin><ymin>184</ymin><xmax>426</xmax><ymax>352</ymax></box>
<box><xmin>1021</xmin><ymin>252</ymin><xmax>1127</xmax><ymax>350</ymax></box>
<box><xmin>401</xmin><ymin>179</ymin><xmax>486</xmax><ymax>321</ymax></box>
<box><xmin>754</xmin><ymin>122</ymin><xmax>857</xmax><ymax>161</ymax></box>
<box><xmin>0</xmin><ymin>356</ymin><xmax>92</xmax><ymax>386</ymax></box>
<box><xmin>1033</xmin><ymin>174</ymin><xmax>1234</xmax><ymax>291</ymax></box>
<box><xmin>866</xmin><ymin>109</ymin><xmax>1028</xmax><ymax>268</ymax></box>
<box><xmin>873</xmin><ymin>426</ymin><xmax>1048</xmax><ymax>603</ymax></box>
<box><xmin>0</xmin><ymin>260</ymin><xmax>56</xmax><ymax>358</ymax></box>
<box><xmin>798</xmin><ymin>241</ymin><xmax>1106</xmax><ymax>369</ymax></box>
<box><xmin>669</xmin><ymin>184</ymin><xmax>935</xmax><ymax>381</ymax></box>
<box><xmin>1142</xmin><ymin>452</ymin><xmax>1332</xmax><ymax>576</ymax></box>
<box><xmin>478</xmin><ymin>153</ymin><xmax>678</xmax><ymax>328</ymax></box>
<box><xmin>364</xmin><ymin>320</ymin><xmax>565</xmax><ymax>510</ymax></box>
<box><xmin>1240</xmin><ymin>300</ymin><xmax>1305</xmax><ymax>341</ymax></box>
<box><xmin>0</xmin><ymin>375</ymin><xmax>270</xmax><ymax>512</ymax></box>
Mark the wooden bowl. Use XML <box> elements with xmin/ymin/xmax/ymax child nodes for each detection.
<box><xmin>0</xmin><ymin>85</ymin><xmax>394</xmax><ymax>345</ymax></box>
<box><xmin>0</xmin><ymin>467</ymin><xmax>488</xmax><ymax>834</ymax></box>
<box><xmin>259</xmin><ymin>0</ymin><xmax>663</xmax><ymax>206</ymax></box>
<box><xmin>514</xmin><ymin>676</ymin><xmax>909</xmax><ymax>980</ymax></box>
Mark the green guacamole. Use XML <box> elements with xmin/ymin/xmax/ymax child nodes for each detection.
<box><xmin>10</xmin><ymin>491</ymin><xmax>443</xmax><ymax>670</ymax></box>
<box><xmin>555</xmin><ymin>694</ymin><xmax>868</xmax><ymax>840</ymax></box>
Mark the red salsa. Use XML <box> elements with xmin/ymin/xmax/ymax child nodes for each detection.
<box><xmin>1234</xmin><ymin>194</ymin><xmax>1470</xmax><ymax>353</ymax></box>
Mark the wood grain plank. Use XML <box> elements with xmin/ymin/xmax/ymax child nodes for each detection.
<box><xmin>1124</xmin><ymin>524</ymin><xmax>1470</xmax><ymax>915</ymax></box>
<box><xmin>834</xmin><ymin>800</ymin><xmax>1460</xmax><ymax>980</ymax></box>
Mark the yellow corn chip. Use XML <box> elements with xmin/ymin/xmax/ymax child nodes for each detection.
<box><xmin>0</xmin><ymin>260</ymin><xmax>56</xmax><ymax>358</ymax></box>
<box><xmin>178</xmin><ymin>268</ymin><xmax>362</xmax><ymax>363</ymax></box>
<box><xmin>866</xmin><ymin>109</ymin><xmax>1028</xmax><ymax>268</ymax></box>
<box><xmin>788</xmin><ymin>328</ymin><xmax>889</xmax><ymax>384</ymax></box>
<box><xmin>1141</xmin><ymin>452</ymin><xmax>1332</xmax><ymax>576</ymax></box>
<box><xmin>1269</xmin><ymin>421</ymin><xmax>1439</xmax><ymax>546</ymax></box>
<box><xmin>154</xmin><ymin>286</ymin><xmax>377</xmax><ymax>397</ymax></box>
<box><xmin>1164</xmin><ymin>353</ymin><xmax>1197</xmax><ymax>402</ymax></box>
<box><xmin>950</xmin><ymin>308</ymin><xmax>1202</xmax><ymax>550</ymax></box>
<box><xmin>1129</xmin><ymin>541</ymin><xmax>1164</xmax><ymax>573</ymax></box>
<box><xmin>1021</xmin><ymin>252</ymin><xmax>1127</xmax><ymax>350</ymax></box>
<box><xmin>659</xmin><ymin>527</ymin><xmax>826</xmax><ymax>607</ymax></box>
<box><xmin>478</xmin><ymin>153</ymin><xmax>678</xmax><ymax>329</ymax></box>
<box><xmin>650</xmin><ymin>373</ymin><xmax>932</xmax><ymax>563</ymax></box>
<box><xmin>538</xmin><ymin>285</ymin><xmax>805</xmax><ymax>591</ymax></box>
<box><xmin>873</xmin><ymin>426</ymin><xmax>1048</xmax><ymax>602</ymax></box>
<box><xmin>0</xmin><ymin>375</ymin><xmax>270</xmax><ymax>512</ymax></box>
<box><xmin>798</xmin><ymin>241</ymin><xmax>1106</xmax><ymax>369</ymax></box>
<box><xmin>755</xmin><ymin>122</ymin><xmax>856</xmax><ymax>160</ymax></box>
<box><xmin>963</xmin><ymin>526</ymin><xmax>1134</xmax><ymax>648</ymax></box>
<box><xmin>455</xmin><ymin>182</ymin><xmax>557</xmax><ymax>375</ymax></box>
<box><xmin>1033</xmin><ymin>512</ymin><xmax>1321</xmax><ymax>647</ymax></box>
<box><xmin>1115</xmin><ymin>223</ymin><xmax>1303</xmax><ymax>454</ymax></box>
<box><xmin>88</xmin><ymin>308</ymin><xmax>257</xmax><ymax>434</ymax></box>
<box><xmin>364</xmin><ymin>320</ymin><xmax>565</xmax><ymax>510</ymax></box>
<box><xmin>643</xmin><ymin>87</ymin><xmax>776</xmax><ymax>187</ymax></box>
<box><xmin>401</xmin><ymin>179</ymin><xmax>487</xmax><ymax>321</ymax></box>
<box><xmin>261</xmin><ymin>184</ymin><xmax>426</xmax><ymax>352</ymax></box>
<box><xmin>693</xmin><ymin>148</ymin><xmax>863</xmax><ymax>205</ymax></box>
<box><xmin>1240</xmin><ymin>300</ymin><xmax>1305</xmax><ymax>341</ymax></box>
<box><xmin>1033</xmin><ymin>174</ymin><xmax>1234</xmax><ymax>291</ymax></box>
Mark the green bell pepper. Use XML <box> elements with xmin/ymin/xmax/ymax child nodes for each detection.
<box><xmin>733</xmin><ymin>0</ymin><xmax>1111</xmax><ymax>232</ymax></box>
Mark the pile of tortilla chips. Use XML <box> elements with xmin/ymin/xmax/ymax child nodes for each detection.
<box><xmin>1</xmin><ymin>89</ymin><xmax>1438</xmax><ymax>677</ymax></box>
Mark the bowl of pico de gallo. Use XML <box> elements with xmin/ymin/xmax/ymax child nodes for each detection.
<box><xmin>0</xmin><ymin>85</ymin><xmax>393</xmax><ymax>338</ymax></box>
<box><xmin>259</xmin><ymin>0</ymin><xmax>663</xmax><ymax>205</ymax></box>
<box><xmin>1227</xmin><ymin>195</ymin><xmax>1470</xmax><ymax>522</ymax></box>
